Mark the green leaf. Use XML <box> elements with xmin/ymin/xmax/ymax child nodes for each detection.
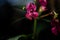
<box><xmin>36</xmin><ymin>19</ymin><xmax>51</xmax><ymax>38</ymax></box>
<box><xmin>8</xmin><ymin>34</ymin><xmax>33</xmax><ymax>40</ymax></box>
<box><xmin>12</xmin><ymin>17</ymin><xmax>25</xmax><ymax>24</ymax></box>
<box><xmin>8</xmin><ymin>34</ymin><xmax>27</xmax><ymax>40</ymax></box>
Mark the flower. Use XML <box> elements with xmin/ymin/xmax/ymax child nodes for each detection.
<box><xmin>25</xmin><ymin>12</ymin><xmax>32</xmax><ymax>20</ymax></box>
<box><xmin>32</xmin><ymin>12</ymin><xmax>39</xmax><ymax>19</ymax></box>
<box><xmin>25</xmin><ymin>12</ymin><xmax>38</xmax><ymax>20</ymax></box>
<box><xmin>38</xmin><ymin>6</ymin><xmax>47</xmax><ymax>12</ymax></box>
<box><xmin>39</xmin><ymin>0</ymin><xmax>47</xmax><ymax>6</ymax></box>
<box><xmin>25</xmin><ymin>2</ymin><xmax>38</xmax><ymax>20</ymax></box>
<box><xmin>38</xmin><ymin>0</ymin><xmax>47</xmax><ymax>12</ymax></box>
<box><xmin>26</xmin><ymin>2</ymin><xmax>36</xmax><ymax>12</ymax></box>
<box><xmin>51</xmin><ymin>19</ymin><xmax>60</xmax><ymax>35</ymax></box>
<box><xmin>51</xmin><ymin>27</ymin><xmax>58</xmax><ymax>35</ymax></box>
<box><xmin>51</xmin><ymin>19</ymin><xmax>58</xmax><ymax>35</ymax></box>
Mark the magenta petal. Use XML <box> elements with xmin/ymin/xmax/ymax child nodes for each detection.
<box><xmin>41</xmin><ymin>6</ymin><xmax>47</xmax><ymax>11</ymax></box>
<box><xmin>33</xmin><ymin>12</ymin><xmax>39</xmax><ymax>19</ymax></box>
<box><xmin>51</xmin><ymin>19</ymin><xmax>58</xmax><ymax>35</ymax></box>
<box><xmin>25</xmin><ymin>13</ymin><xmax>32</xmax><ymax>20</ymax></box>
<box><xmin>26</xmin><ymin>2</ymin><xmax>36</xmax><ymax>11</ymax></box>
<box><xmin>25</xmin><ymin>2</ymin><xmax>38</xmax><ymax>20</ymax></box>
<box><xmin>51</xmin><ymin>27</ymin><xmax>58</xmax><ymax>35</ymax></box>
<box><xmin>39</xmin><ymin>0</ymin><xmax>47</xmax><ymax>6</ymax></box>
<box><xmin>26</xmin><ymin>3</ymin><xmax>30</xmax><ymax>9</ymax></box>
<box><xmin>31</xmin><ymin>3</ymin><xmax>36</xmax><ymax>11</ymax></box>
<box><xmin>26</xmin><ymin>3</ymin><xmax>31</xmax><ymax>11</ymax></box>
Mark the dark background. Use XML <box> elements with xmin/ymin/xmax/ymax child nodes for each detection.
<box><xmin>0</xmin><ymin>0</ymin><xmax>60</xmax><ymax>40</ymax></box>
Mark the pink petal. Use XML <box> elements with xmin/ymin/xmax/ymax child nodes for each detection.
<box><xmin>51</xmin><ymin>27</ymin><xmax>58</xmax><ymax>35</ymax></box>
<box><xmin>26</xmin><ymin>3</ymin><xmax>31</xmax><ymax>11</ymax></box>
<box><xmin>41</xmin><ymin>6</ymin><xmax>47</xmax><ymax>11</ymax></box>
<box><xmin>25</xmin><ymin>13</ymin><xmax>32</xmax><ymax>20</ymax></box>
<box><xmin>33</xmin><ymin>12</ymin><xmax>39</xmax><ymax>19</ymax></box>
<box><xmin>26</xmin><ymin>2</ymin><xmax>36</xmax><ymax>11</ymax></box>
<box><xmin>31</xmin><ymin>3</ymin><xmax>36</xmax><ymax>11</ymax></box>
<box><xmin>25</xmin><ymin>3</ymin><xmax>38</xmax><ymax>20</ymax></box>
<box><xmin>39</xmin><ymin>0</ymin><xmax>47</xmax><ymax>6</ymax></box>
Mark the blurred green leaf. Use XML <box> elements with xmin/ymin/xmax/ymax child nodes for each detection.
<box><xmin>36</xmin><ymin>19</ymin><xmax>51</xmax><ymax>38</ymax></box>
<box><xmin>12</xmin><ymin>17</ymin><xmax>25</xmax><ymax>24</ymax></box>
<box><xmin>8</xmin><ymin>34</ymin><xmax>33</xmax><ymax>40</ymax></box>
<box><xmin>8</xmin><ymin>34</ymin><xmax>27</xmax><ymax>40</ymax></box>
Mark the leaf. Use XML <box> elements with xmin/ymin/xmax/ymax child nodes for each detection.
<box><xmin>36</xmin><ymin>19</ymin><xmax>51</xmax><ymax>38</ymax></box>
<box><xmin>8</xmin><ymin>34</ymin><xmax>27</xmax><ymax>40</ymax></box>
<box><xmin>8</xmin><ymin>34</ymin><xmax>33</xmax><ymax>40</ymax></box>
<box><xmin>36</xmin><ymin>23</ymin><xmax>44</xmax><ymax>36</ymax></box>
<box><xmin>12</xmin><ymin>8</ymin><xmax>26</xmax><ymax>24</ymax></box>
<box><xmin>12</xmin><ymin>17</ymin><xmax>25</xmax><ymax>24</ymax></box>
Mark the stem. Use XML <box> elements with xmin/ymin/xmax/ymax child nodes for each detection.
<box><xmin>33</xmin><ymin>19</ymin><xmax>37</xmax><ymax>40</ymax></box>
<box><xmin>40</xmin><ymin>13</ymin><xmax>50</xmax><ymax>18</ymax></box>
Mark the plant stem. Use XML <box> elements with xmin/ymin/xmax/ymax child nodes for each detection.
<box><xmin>33</xmin><ymin>19</ymin><xmax>37</xmax><ymax>40</ymax></box>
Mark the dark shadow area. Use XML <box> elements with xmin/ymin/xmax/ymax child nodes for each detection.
<box><xmin>0</xmin><ymin>2</ymin><xmax>33</xmax><ymax>40</ymax></box>
<box><xmin>0</xmin><ymin>0</ymin><xmax>60</xmax><ymax>40</ymax></box>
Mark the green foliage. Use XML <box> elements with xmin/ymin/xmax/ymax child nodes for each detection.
<box><xmin>8</xmin><ymin>5</ymin><xmax>51</xmax><ymax>40</ymax></box>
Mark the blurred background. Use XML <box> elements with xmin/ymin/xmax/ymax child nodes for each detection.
<box><xmin>0</xmin><ymin>0</ymin><xmax>60</xmax><ymax>40</ymax></box>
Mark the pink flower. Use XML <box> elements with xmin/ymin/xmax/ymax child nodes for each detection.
<box><xmin>25</xmin><ymin>12</ymin><xmax>32</xmax><ymax>20</ymax></box>
<box><xmin>51</xmin><ymin>27</ymin><xmax>58</xmax><ymax>36</ymax></box>
<box><xmin>39</xmin><ymin>0</ymin><xmax>47</xmax><ymax>6</ymax></box>
<box><xmin>41</xmin><ymin>6</ymin><xmax>47</xmax><ymax>11</ymax></box>
<box><xmin>51</xmin><ymin>19</ymin><xmax>58</xmax><ymax>35</ymax></box>
<box><xmin>51</xmin><ymin>19</ymin><xmax>60</xmax><ymax>35</ymax></box>
<box><xmin>26</xmin><ymin>2</ymin><xmax>36</xmax><ymax>12</ymax></box>
<box><xmin>39</xmin><ymin>0</ymin><xmax>47</xmax><ymax>12</ymax></box>
<box><xmin>25</xmin><ymin>12</ymin><xmax>38</xmax><ymax>20</ymax></box>
<box><xmin>32</xmin><ymin>12</ymin><xmax>39</xmax><ymax>19</ymax></box>
<box><xmin>25</xmin><ymin>2</ymin><xmax>38</xmax><ymax>20</ymax></box>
